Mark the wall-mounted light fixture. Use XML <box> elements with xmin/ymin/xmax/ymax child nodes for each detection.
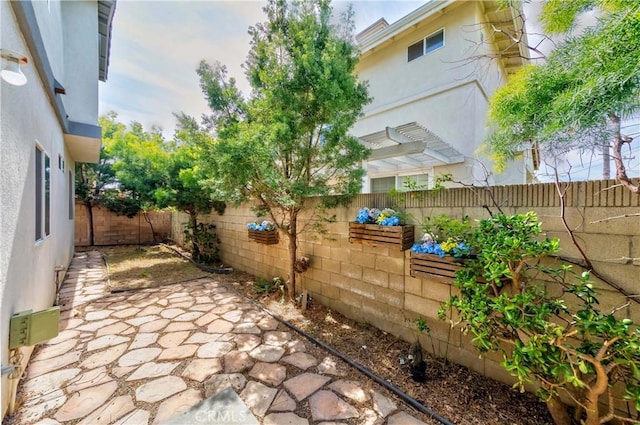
<box><xmin>0</xmin><ymin>49</ymin><xmax>28</xmax><ymax>86</ymax></box>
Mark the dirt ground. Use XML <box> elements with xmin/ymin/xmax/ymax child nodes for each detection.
<box><xmin>97</xmin><ymin>245</ymin><xmax>554</xmax><ymax>424</ymax></box>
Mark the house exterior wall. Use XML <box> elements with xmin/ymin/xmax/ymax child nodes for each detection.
<box><xmin>0</xmin><ymin>1</ymin><xmax>101</xmax><ymax>417</ymax></box>
<box><xmin>354</xmin><ymin>1</ymin><xmax>525</xmax><ymax>187</ymax></box>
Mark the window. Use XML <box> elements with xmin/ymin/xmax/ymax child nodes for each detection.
<box><xmin>399</xmin><ymin>174</ymin><xmax>428</xmax><ymax>190</ymax></box>
<box><xmin>68</xmin><ymin>170</ymin><xmax>74</xmax><ymax>220</ymax></box>
<box><xmin>35</xmin><ymin>146</ymin><xmax>51</xmax><ymax>241</ymax></box>
<box><xmin>371</xmin><ymin>176</ymin><xmax>396</xmax><ymax>193</ymax></box>
<box><xmin>407</xmin><ymin>29</ymin><xmax>445</xmax><ymax>62</ymax></box>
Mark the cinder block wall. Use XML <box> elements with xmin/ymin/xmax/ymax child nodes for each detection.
<box><xmin>75</xmin><ymin>202</ymin><xmax>172</xmax><ymax>246</ymax></box>
<box><xmin>174</xmin><ymin>180</ymin><xmax>640</xmax><ymax>386</ymax></box>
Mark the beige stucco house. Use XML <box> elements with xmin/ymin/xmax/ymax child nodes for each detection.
<box><xmin>354</xmin><ymin>0</ymin><xmax>537</xmax><ymax>192</ymax></box>
<box><xmin>0</xmin><ymin>0</ymin><xmax>115</xmax><ymax>416</ymax></box>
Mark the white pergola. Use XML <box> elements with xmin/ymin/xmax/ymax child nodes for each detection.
<box><xmin>359</xmin><ymin>122</ymin><xmax>465</xmax><ymax>174</ymax></box>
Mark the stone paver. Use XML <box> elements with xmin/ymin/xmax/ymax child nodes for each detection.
<box><xmin>135</xmin><ymin>376</ymin><xmax>187</xmax><ymax>403</ymax></box>
<box><xmin>281</xmin><ymin>352</ymin><xmax>318</xmax><ymax>370</ymax></box>
<box><xmin>283</xmin><ymin>373</ymin><xmax>331</xmax><ymax>401</ymax></box>
<box><xmin>204</xmin><ymin>373</ymin><xmax>247</xmax><ymax>397</ymax></box>
<box><xmin>224</xmin><ymin>351</ymin><xmax>255</xmax><ymax>373</ymax></box>
<box><xmin>249</xmin><ymin>344</ymin><xmax>285</xmax><ymax>362</ymax></box>
<box><xmin>54</xmin><ymin>381</ymin><xmax>118</xmax><ymax>421</ymax></box>
<box><xmin>158</xmin><ymin>345</ymin><xmax>198</xmax><ymax>361</ymax></box>
<box><xmin>240</xmin><ymin>380</ymin><xmax>278</xmax><ymax>416</ymax></box>
<box><xmin>10</xmin><ymin>251</ymin><xmax>434</xmax><ymax>425</ymax></box>
<box><xmin>263</xmin><ymin>412</ymin><xmax>309</xmax><ymax>425</ymax></box>
<box><xmin>76</xmin><ymin>395</ymin><xmax>134</xmax><ymax>425</ymax></box>
<box><xmin>249</xmin><ymin>362</ymin><xmax>287</xmax><ymax>386</ymax></box>
<box><xmin>152</xmin><ymin>389</ymin><xmax>203</xmax><ymax>425</ymax></box>
<box><xmin>118</xmin><ymin>347</ymin><xmax>161</xmax><ymax>367</ymax></box>
<box><xmin>198</xmin><ymin>341</ymin><xmax>234</xmax><ymax>358</ymax></box>
<box><xmin>387</xmin><ymin>411</ymin><xmax>428</xmax><ymax>425</ymax></box>
<box><xmin>309</xmin><ymin>390</ymin><xmax>359</xmax><ymax>421</ymax></box>
<box><xmin>372</xmin><ymin>390</ymin><xmax>397</xmax><ymax>417</ymax></box>
<box><xmin>329</xmin><ymin>380</ymin><xmax>371</xmax><ymax>403</ymax></box>
<box><xmin>181</xmin><ymin>358</ymin><xmax>222</xmax><ymax>382</ymax></box>
<box><xmin>127</xmin><ymin>362</ymin><xmax>179</xmax><ymax>381</ymax></box>
<box><xmin>270</xmin><ymin>390</ymin><xmax>296</xmax><ymax>412</ymax></box>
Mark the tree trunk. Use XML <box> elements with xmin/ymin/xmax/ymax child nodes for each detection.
<box><xmin>609</xmin><ymin>114</ymin><xmax>639</xmax><ymax>193</ymax></box>
<box><xmin>142</xmin><ymin>211</ymin><xmax>158</xmax><ymax>243</ymax></box>
<box><xmin>287</xmin><ymin>211</ymin><xmax>298</xmax><ymax>300</ymax></box>
<box><xmin>189</xmin><ymin>210</ymin><xmax>200</xmax><ymax>262</ymax></box>
<box><xmin>86</xmin><ymin>201</ymin><xmax>95</xmax><ymax>246</ymax></box>
<box><xmin>545</xmin><ymin>396</ymin><xmax>571</xmax><ymax>425</ymax></box>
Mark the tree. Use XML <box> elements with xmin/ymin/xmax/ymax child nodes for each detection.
<box><xmin>156</xmin><ymin>113</ymin><xmax>225</xmax><ymax>262</ymax></box>
<box><xmin>104</xmin><ymin>117</ymin><xmax>172</xmax><ymax>241</ymax></box>
<box><xmin>75</xmin><ymin>115</ymin><xmax>119</xmax><ymax>246</ymax></box>
<box><xmin>199</xmin><ymin>0</ymin><xmax>370</xmax><ymax>299</ymax></box>
<box><xmin>441</xmin><ymin>212</ymin><xmax>640</xmax><ymax>425</ymax></box>
<box><xmin>486</xmin><ymin>0</ymin><xmax>640</xmax><ymax>192</ymax></box>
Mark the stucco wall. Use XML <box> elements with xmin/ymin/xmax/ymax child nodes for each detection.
<box><xmin>1</xmin><ymin>1</ymin><xmax>99</xmax><ymax>417</ymax></box>
<box><xmin>74</xmin><ymin>203</ymin><xmax>172</xmax><ymax>247</ymax></box>
<box><xmin>353</xmin><ymin>1</ymin><xmax>523</xmax><ymax>186</ymax></box>
<box><xmin>175</xmin><ymin>180</ymin><xmax>640</xmax><ymax>393</ymax></box>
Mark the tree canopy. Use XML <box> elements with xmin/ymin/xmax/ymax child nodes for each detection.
<box><xmin>486</xmin><ymin>0</ymin><xmax>640</xmax><ymax>192</ymax></box>
<box><xmin>199</xmin><ymin>0</ymin><xmax>370</xmax><ymax>298</ymax></box>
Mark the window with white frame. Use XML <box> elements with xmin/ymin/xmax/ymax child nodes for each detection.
<box><xmin>370</xmin><ymin>174</ymin><xmax>429</xmax><ymax>193</ymax></box>
<box><xmin>398</xmin><ymin>174</ymin><xmax>428</xmax><ymax>190</ymax></box>
<box><xmin>407</xmin><ymin>29</ymin><xmax>444</xmax><ymax>62</ymax></box>
<box><xmin>35</xmin><ymin>145</ymin><xmax>51</xmax><ymax>241</ymax></box>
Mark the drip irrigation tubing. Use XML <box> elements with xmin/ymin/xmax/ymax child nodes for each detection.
<box><xmin>247</xmin><ymin>298</ymin><xmax>456</xmax><ymax>425</ymax></box>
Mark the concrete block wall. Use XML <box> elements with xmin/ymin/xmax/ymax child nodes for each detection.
<box><xmin>75</xmin><ymin>202</ymin><xmax>172</xmax><ymax>246</ymax></box>
<box><xmin>174</xmin><ymin>179</ymin><xmax>640</xmax><ymax>385</ymax></box>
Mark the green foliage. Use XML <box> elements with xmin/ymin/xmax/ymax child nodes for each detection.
<box><xmin>254</xmin><ymin>276</ymin><xmax>286</xmax><ymax>303</ymax></box>
<box><xmin>420</xmin><ymin>214</ymin><xmax>473</xmax><ymax>244</ymax></box>
<box><xmin>198</xmin><ymin>0</ymin><xmax>370</xmax><ymax>298</ymax></box>
<box><xmin>183</xmin><ymin>222</ymin><xmax>220</xmax><ymax>264</ymax></box>
<box><xmin>486</xmin><ymin>1</ymin><xmax>640</xmax><ymax>174</ymax></box>
<box><xmin>439</xmin><ymin>212</ymin><xmax>640</xmax><ymax>424</ymax></box>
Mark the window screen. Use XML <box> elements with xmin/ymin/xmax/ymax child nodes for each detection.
<box><xmin>408</xmin><ymin>40</ymin><xmax>424</xmax><ymax>62</ymax></box>
<box><xmin>35</xmin><ymin>147</ymin><xmax>43</xmax><ymax>240</ymax></box>
<box><xmin>425</xmin><ymin>30</ymin><xmax>444</xmax><ymax>54</ymax></box>
<box><xmin>371</xmin><ymin>176</ymin><xmax>396</xmax><ymax>193</ymax></box>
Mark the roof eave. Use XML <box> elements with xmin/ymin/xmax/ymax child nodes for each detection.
<box><xmin>98</xmin><ymin>0</ymin><xmax>116</xmax><ymax>82</ymax></box>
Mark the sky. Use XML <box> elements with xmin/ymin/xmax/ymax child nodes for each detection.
<box><xmin>99</xmin><ymin>0</ymin><xmax>638</xmax><ymax>181</ymax></box>
<box><xmin>99</xmin><ymin>0</ymin><xmax>424</xmax><ymax>134</ymax></box>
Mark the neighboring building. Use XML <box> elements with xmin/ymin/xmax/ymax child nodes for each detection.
<box><xmin>0</xmin><ymin>0</ymin><xmax>115</xmax><ymax>417</ymax></box>
<box><xmin>354</xmin><ymin>0</ymin><xmax>537</xmax><ymax>192</ymax></box>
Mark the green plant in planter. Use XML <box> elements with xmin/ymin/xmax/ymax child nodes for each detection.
<box><xmin>439</xmin><ymin>212</ymin><xmax>640</xmax><ymax>425</ymax></box>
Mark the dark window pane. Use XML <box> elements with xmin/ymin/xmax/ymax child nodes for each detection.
<box><xmin>425</xmin><ymin>30</ymin><xmax>444</xmax><ymax>54</ymax></box>
<box><xmin>69</xmin><ymin>170</ymin><xmax>74</xmax><ymax>220</ymax></box>
<box><xmin>45</xmin><ymin>154</ymin><xmax>50</xmax><ymax>236</ymax></box>
<box><xmin>408</xmin><ymin>40</ymin><xmax>423</xmax><ymax>62</ymax></box>
<box><xmin>35</xmin><ymin>148</ymin><xmax>43</xmax><ymax>240</ymax></box>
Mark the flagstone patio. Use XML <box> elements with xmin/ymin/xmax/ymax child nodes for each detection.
<box><xmin>6</xmin><ymin>251</ymin><xmax>434</xmax><ymax>424</ymax></box>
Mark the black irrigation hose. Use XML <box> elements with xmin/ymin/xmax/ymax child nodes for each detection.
<box><xmin>246</xmin><ymin>298</ymin><xmax>456</xmax><ymax>425</ymax></box>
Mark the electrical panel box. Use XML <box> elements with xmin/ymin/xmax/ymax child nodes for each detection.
<box><xmin>9</xmin><ymin>307</ymin><xmax>60</xmax><ymax>349</ymax></box>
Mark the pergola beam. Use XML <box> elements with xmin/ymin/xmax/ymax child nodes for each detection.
<box><xmin>369</xmin><ymin>141</ymin><xmax>426</xmax><ymax>161</ymax></box>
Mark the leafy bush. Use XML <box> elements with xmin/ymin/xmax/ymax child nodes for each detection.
<box><xmin>183</xmin><ymin>222</ymin><xmax>220</xmax><ymax>264</ymax></box>
<box><xmin>439</xmin><ymin>212</ymin><xmax>640</xmax><ymax>425</ymax></box>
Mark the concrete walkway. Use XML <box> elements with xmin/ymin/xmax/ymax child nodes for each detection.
<box><xmin>8</xmin><ymin>251</ymin><xmax>431</xmax><ymax>425</ymax></box>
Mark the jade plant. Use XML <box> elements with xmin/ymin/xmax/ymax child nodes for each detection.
<box><xmin>439</xmin><ymin>212</ymin><xmax>640</xmax><ymax>425</ymax></box>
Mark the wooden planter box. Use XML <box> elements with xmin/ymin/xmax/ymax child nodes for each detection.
<box><xmin>410</xmin><ymin>252</ymin><xmax>465</xmax><ymax>282</ymax></box>
<box><xmin>348</xmin><ymin>222</ymin><xmax>414</xmax><ymax>251</ymax></box>
<box><xmin>248</xmin><ymin>229</ymin><xmax>279</xmax><ymax>245</ymax></box>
